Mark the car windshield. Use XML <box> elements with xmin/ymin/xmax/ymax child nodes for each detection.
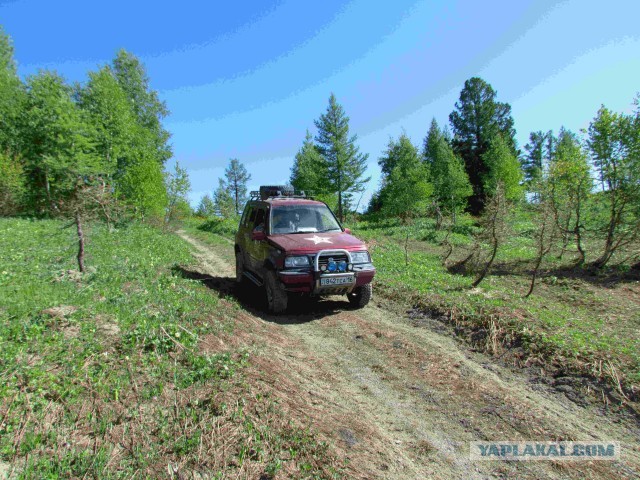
<box><xmin>270</xmin><ymin>204</ymin><xmax>342</xmax><ymax>234</ymax></box>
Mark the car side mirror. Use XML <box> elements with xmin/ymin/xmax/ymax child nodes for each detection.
<box><xmin>343</xmin><ymin>227</ymin><xmax>351</xmax><ymax>234</ymax></box>
<box><xmin>251</xmin><ymin>226</ymin><xmax>266</xmax><ymax>241</ymax></box>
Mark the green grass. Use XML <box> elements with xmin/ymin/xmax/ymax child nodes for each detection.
<box><xmin>0</xmin><ymin>218</ymin><xmax>343</xmax><ymax>479</ymax></box>
<box><xmin>349</xmin><ymin>214</ymin><xmax>640</xmax><ymax>397</ymax></box>
<box><xmin>188</xmin><ymin>212</ymin><xmax>639</xmax><ymax>398</ymax></box>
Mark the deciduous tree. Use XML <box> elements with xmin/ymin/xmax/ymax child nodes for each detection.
<box><xmin>213</xmin><ymin>178</ymin><xmax>236</xmax><ymax>218</ymax></box>
<box><xmin>587</xmin><ymin>105</ymin><xmax>640</xmax><ymax>268</ymax></box>
<box><xmin>548</xmin><ymin>128</ymin><xmax>592</xmax><ymax>266</ymax></box>
<box><xmin>165</xmin><ymin>161</ymin><xmax>191</xmax><ymax>223</ymax></box>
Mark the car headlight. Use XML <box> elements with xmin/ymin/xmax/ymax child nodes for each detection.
<box><xmin>350</xmin><ymin>251</ymin><xmax>370</xmax><ymax>264</ymax></box>
<box><xmin>284</xmin><ymin>256</ymin><xmax>310</xmax><ymax>268</ymax></box>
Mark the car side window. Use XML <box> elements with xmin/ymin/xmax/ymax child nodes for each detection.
<box><xmin>240</xmin><ymin>205</ymin><xmax>251</xmax><ymax>227</ymax></box>
<box><xmin>247</xmin><ymin>207</ymin><xmax>257</xmax><ymax>227</ymax></box>
<box><xmin>254</xmin><ymin>208</ymin><xmax>266</xmax><ymax>230</ymax></box>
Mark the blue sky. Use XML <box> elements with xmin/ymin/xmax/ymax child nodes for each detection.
<box><xmin>2</xmin><ymin>0</ymin><xmax>639</xmax><ymax>208</ymax></box>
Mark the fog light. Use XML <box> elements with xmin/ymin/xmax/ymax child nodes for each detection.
<box><xmin>347</xmin><ymin>264</ymin><xmax>353</xmax><ymax>271</ymax></box>
<box><xmin>320</xmin><ymin>265</ymin><xmax>327</xmax><ymax>272</ymax></box>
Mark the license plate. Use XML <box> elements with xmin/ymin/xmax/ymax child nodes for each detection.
<box><xmin>320</xmin><ymin>276</ymin><xmax>354</xmax><ymax>286</ymax></box>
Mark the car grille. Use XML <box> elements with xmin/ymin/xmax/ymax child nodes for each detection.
<box><xmin>317</xmin><ymin>253</ymin><xmax>349</xmax><ymax>272</ymax></box>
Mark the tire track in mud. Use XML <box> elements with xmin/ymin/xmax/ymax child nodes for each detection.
<box><xmin>177</xmin><ymin>230</ymin><xmax>640</xmax><ymax>480</ymax></box>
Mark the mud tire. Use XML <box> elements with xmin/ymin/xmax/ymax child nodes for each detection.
<box><xmin>347</xmin><ymin>283</ymin><xmax>372</xmax><ymax>309</ymax></box>
<box><xmin>235</xmin><ymin>252</ymin><xmax>245</xmax><ymax>284</ymax></box>
<box><xmin>265</xmin><ymin>270</ymin><xmax>288</xmax><ymax>313</ymax></box>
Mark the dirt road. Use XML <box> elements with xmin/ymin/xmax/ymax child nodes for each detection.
<box><xmin>177</xmin><ymin>230</ymin><xmax>640</xmax><ymax>479</ymax></box>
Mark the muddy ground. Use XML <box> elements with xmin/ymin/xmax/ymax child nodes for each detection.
<box><xmin>176</xmin><ymin>230</ymin><xmax>640</xmax><ymax>479</ymax></box>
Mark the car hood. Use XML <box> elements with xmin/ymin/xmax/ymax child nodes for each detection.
<box><xmin>268</xmin><ymin>231</ymin><xmax>366</xmax><ymax>254</ymax></box>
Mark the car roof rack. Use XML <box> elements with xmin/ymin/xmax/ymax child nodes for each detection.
<box><xmin>250</xmin><ymin>187</ymin><xmax>314</xmax><ymax>201</ymax></box>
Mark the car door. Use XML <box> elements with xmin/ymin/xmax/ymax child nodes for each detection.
<box><xmin>246</xmin><ymin>206</ymin><xmax>267</xmax><ymax>272</ymax></box>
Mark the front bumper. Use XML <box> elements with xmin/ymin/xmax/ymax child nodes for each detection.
<box><xmin>278</xmin><ymin>248</ymin><xmax>375</xmax><ymax>294</ymax></box>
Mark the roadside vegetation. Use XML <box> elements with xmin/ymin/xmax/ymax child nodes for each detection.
<box><xmin>0</xmin><ymin>219</ymin><xmax>343</xmax><ymax>478</ymax></box>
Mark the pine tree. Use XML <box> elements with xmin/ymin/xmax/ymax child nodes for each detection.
<box><xmin>224</xmin><ymin>158</ymin><xmax>251</xmax><ymax>215</ymax></box>
<box><xmin>449</xmin><ymin>77</ymin><xmax>517</xmax><ymax>213</ymax></box>
<box><xmin>314</xmin><ymin>93</ymin><xmax>370</xmax><ymax>221</ymax></box>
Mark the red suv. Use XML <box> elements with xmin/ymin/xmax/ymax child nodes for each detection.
<box><xmin>235</xmin><ymin>186</ymin><xmax>375</xmax><ymax>313</ymax></box>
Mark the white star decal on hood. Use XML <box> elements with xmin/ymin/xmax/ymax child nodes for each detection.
<box><xmin>305</xmin><ymin>235</ymin><xmax>332</xmax><ymax>245</ymax></box>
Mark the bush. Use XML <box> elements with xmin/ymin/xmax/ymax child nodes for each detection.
<box><xmin>197</xmin><ymin>216</ymin><xmax>239</xmax><ymax>237</ymax></box>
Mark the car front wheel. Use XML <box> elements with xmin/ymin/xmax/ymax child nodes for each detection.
<box><xmin>265</xmin><ymin>270</ymin><xmax>288</xmax><ymax>313</ymax></box>
<box><xmin>235</xmin><ymin>252</ymin><xmax>245</xmax><ymax>284</ymax></box>
<box><xmin>347</xmin><ymin>283</ymin><xmax>372</xmax><ymax>309</ymax></box>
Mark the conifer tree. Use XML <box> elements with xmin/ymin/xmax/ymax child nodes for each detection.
<box><xmin>449</xmin><ymin>77</ymin><xmax>517</xmax><ymax>213</ymax></box>
<box><xmin>290</xmin><ymin>131</ymin><xmax>329</xmax><ymax>194</ymax></box>
<box><xmin>224</xmin><ymin>158</ymin><xmax>251</xmax><ymax>215</ymax></box>
<box><xmin>314</xmin><ymin>93</ymin><xmax>369</xmax><ymax>221</ymax></box>
<box><xmin>430</xmin><ymin>134</ymin><xmax>472</xmax><ymax>223</ymax></box>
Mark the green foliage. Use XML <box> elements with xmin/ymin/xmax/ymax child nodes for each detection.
<box><xmin>119</xmin><ymin>154</ymin><xmax>167</xmax><ymax>219</ymax></box>
<box><xmin>429</xmin><ymin>125</ymin><xmax>472</xmax><ymax>216</ymax></box>
<box><xmin>378</xmin><ymin>133</ymin><xmax>432</xmax><ymax>220</ymax></box>
<box><xmin>482</xmin><ymin>134</ymin><xmax>523</xmax><ymax>202</ymax></box>
<box><xmin>548</xmin><ymin>128</ymin><xmax>592</xmax><ymax>265</ymax></box>
<box><xmin>314</xmin><ymin>93</ymin><xmax>370</xmax><ymax>221</ymax></box>
<box><xmin>224</xmin><ymin>158</ymin><xmax>251</xmax><ymax>215</ymax></box>
<box><xmin>165</xmin><ymin>161</ymin><xmax>191</xmax><ymax>223</ymax></box>
<box><xmin>112</xmin><ymin>49</ymin><xmax>171</xmax><ymax>166</ymax></box>
<box><xmin>0</xmin><ymin>26</ymin><xmax>24</xmax><ymax>156</ymax></box>
<box><xmin>196</xmin><ymin>193</ymin><xmax>216</xmax><ymax>217</ymax></box>
<box><xmin>77</xmin><ymin>65</ymin><xmax>134</xmax><ymax>176</ymax></box>
<box><xmin>522</xmin><ymin>130</ymin><xmax>555</xmax><ymax>189</ymax></box>
<box><xmin>20</xmin><ymin>71</ymin><xmax>100</xmax><ymax>213</ymax></box>
<box><xmin>587</xmin><ymin>105</ymin><xmax>640</xmax><ymax>267</ymax></box>
<box><xmin>449</xmin><ymin>77</ymin><xmax>517</xmax><ymax>213</ymax></box>
<box><xmin>0</xmin><ymin>151</ymin><xmax>25</xmax><ymax>215</ymax></box>
<box><xmin>197</xmin><ymin>215</ymin><xmax>240</xmax><ymax>236</ymax></box>
<box><xmin>290</xmin><ymin>130</ymin><xmax>329</xmax><ymax>194</ymax></box>
<box><xmin>213</xmin><ymin>177</ymin><xmax>236</xmax><ymax>218</ymax></box>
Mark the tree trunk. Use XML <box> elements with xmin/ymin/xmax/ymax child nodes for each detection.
<box><xmin>434</xmin><ymin>202</ymin><xmax>443</xmax><ymax>230</ymax></box>
<box><xmin>76</xmin><ymin>211</ymin><xmax>85</xmax><ymax>273</ymax></box>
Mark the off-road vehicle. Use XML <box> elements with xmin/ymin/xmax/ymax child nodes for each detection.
<box><xmin>235</xmin><ymin>186</ymin><xmax>375</xmax><ymax>313</ymax></box>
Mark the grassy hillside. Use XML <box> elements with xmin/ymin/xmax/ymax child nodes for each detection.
<box><xmin>350</xmin><ymin>214</ymin><xmax>640</xmax><ymax>402</ymax></box>
<box><xmin>191</xmin><ymin>212</ymin><xmax>640</xmax><ymax>404</ymax></box>
<box><xmin>0</xmin><ymin>219</ymin><xmax>341</xmax><ymax>478</ymax></box>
